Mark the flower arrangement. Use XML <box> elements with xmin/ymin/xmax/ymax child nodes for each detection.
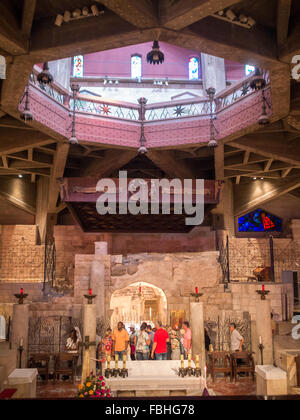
<box><xmin>78</xmin><ymin>372</ymin><xmax>111</xmax><ymax>399</ymax></box>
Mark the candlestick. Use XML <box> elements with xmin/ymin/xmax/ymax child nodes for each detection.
<box><xmin>259</xmin><ymin>336</ymin><xmax>262</xmax><ymax>345</ymax></box>
<box><xmin>123</xmin><ymin>354</ymin><xmax>126</xmax><ymax>369</ymax></box>
<box><xmin>107</xmin><ymin>355</ymin><xmax>111</xmax><ymax>369</ymax></box>
<box><xmin>83</xmin><ymin>289</ymin><xmax>97</xmax><ymax>304</ymax></box>
<box><xmin>19</xmin><ymin>337</ymin><xmax>24</xmax><ymax>347</ymax></box>
<box><xmin>196</xmin><ymin>354</ymin><xmax>199</xmax><ymax>369</ymax></box>
<box><xmin>262</xmin><ymin>284</ymin><xmax>265</xmax><ymax>292</ymax></box>
<box><xmin>195</xmin><ymin>287</ymin><xmax>198</xmax><ymax>294</ymax></box>
<box><xmin>115</xmin><ymin>354</ymin><xmax>118</xmax><ymax>369</ymax></box>
<box><xmin>14</xmin><ymin>289</ymin><xmax>28</xmax><ymax>304</ymax></box>
<box><xmin>180</xmin><ymin>354</ymin><xmax>184</xmax><ymax>369</ymax></box>
<box><xmin>188</xmin><ymin>353</ymin><xmax>191</xmax><ymax>368</ymax></box>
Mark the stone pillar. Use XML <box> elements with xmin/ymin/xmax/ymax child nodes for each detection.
<box><xmin>201</xmin><ymin>53</ymin><xmax>226</xmax><ymax>93</ymax></box>
<box><xmin>48</xmin><ymin>58</ymin><xmax>72</xmax><ymax>90</ymax></box>
<box><xmin>91</xmin><ymin>242</ymin><xmax>107</xmax><ymax>320</ymax></box>
<box><xmin>11</xmin><ymin>304</ymin><xmax>29</xmax><ymax>368</ymax></box>
<box><xmin>190</xmin><ymin>302</ymin><xmax>206</xmax><ymax>372</ymax></box>
<box><xmin>83</xmin><ymin>304</ymin><xmax>97</xmax><ymax>377</ymax></box>
<box><xmin>256</xmin><ymin>299</ymin><xmax>273</xmax><ymax>365</ymax></box>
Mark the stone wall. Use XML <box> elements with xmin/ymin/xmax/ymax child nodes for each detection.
<box><xmin>227</xmin><ymin>236</ymin><xmax>300</xmax><ymax>283</ymax></box>
<box><xmin>0</xmin><ymin>226</ymin><xmax>44</xmax><ymax>283</ymax></box>
<box><xmin>54</xmin><ymin>225</ymin><xmax>216</xmax><ymax>288</ymax></box>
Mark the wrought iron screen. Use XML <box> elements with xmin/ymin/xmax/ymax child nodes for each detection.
<box><xmin>28</xmin><ymin>316</ymin><xmax>82</xmax><ymax>355</ymax></box>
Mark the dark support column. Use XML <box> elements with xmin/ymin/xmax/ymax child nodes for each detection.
<box><xmin>269</xmin><ymin>235</ymin><xmax>275</xmax><ymax>282</ymax></box>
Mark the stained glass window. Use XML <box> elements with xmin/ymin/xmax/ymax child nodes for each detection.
<box><xmin>131</xmin><ymin>55</ymin><xmax>142</xmax><ymax>79</ymax></box>
<box><xmin>73</xmin><ymin>55</ymin><xmax>84</xmax><ymax>77</ymax></box>
<box><xmin>189</xmin><ymin>57</ymin><xmax>199</xmax><ymax>80</ymax></box>
<box><xmin>238</xmin><ymin>208</ymin><xmax>282</xmax><ymax>232</ymax></box>
<box><xmin>245</xmin><ymin>64</ymin><xmax>255</xmax><ymax>76</ymax></box>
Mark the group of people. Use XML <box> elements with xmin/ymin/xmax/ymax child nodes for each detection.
<box><xmin>97</xmin><ymin>320</ymin><xmax>194</xmax><ymax>362</ymax></box>
<box><xmin>66</xmin><ymin>321</ymin><xmax>246</xmax><ymax>365</ymax></box>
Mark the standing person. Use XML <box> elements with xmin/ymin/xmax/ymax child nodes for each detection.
<box><xmin>65</xmin><ymin>328</ymin><xmax>79</xmax><ymax>353</ymax></box>
<box><xmin>129</xmin><ymin>326</ymin><xmax>136</xmax><ymax>360</ymax></box>
<box><xmin>151</xmin><ymin>321</ymin><xmax>169</xmax><ymax>360</ymax></box>
<box><xmin>182</xmin><ymin>321</ymin><xmax>192</xmax><ymax>359</ymax></box>
<box><xmin>135</xmin><ymin>322</ymin><xmax>151</xmax><ymax>360</ymax></box>
<box><xmin>147</xmin><ymin>325</ymin><xmax>154</xmax><ymax>359</ymax></box>
<box><xmin>112</xmin><ymin>322</ymin><xmax>129</xmax><ymax>359</ymax></box>
<box><xmin>170</xmin><ymin>329</ymin><xmax>181</xmax><ymax>360</ymax></box>
<box><xmin>230</xmin><ymin>323</ymin><xmax>244</xmax><ymax>352</ymax></box>
<box><xmin>166</xmin><ymin>326</ymin><xmax>172</xmax><ymax>360</ymax></box>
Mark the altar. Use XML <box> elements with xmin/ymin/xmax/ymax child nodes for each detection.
<box><xmin>106</xmin><ymin>360</ymin><xmax>207</xmax><ymax>397</ymax></box>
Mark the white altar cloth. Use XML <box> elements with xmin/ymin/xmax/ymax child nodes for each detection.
<box><xmin>106</xmin><ymin>360</ymin><xmax>205</xmax><ymax>395</ymax></box>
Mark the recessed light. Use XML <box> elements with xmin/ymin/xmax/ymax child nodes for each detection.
<box><xmin>18</xmin><ymin>174</ymin><xmax>23</xmax><ymax>178</ymax></box>
<box><xmin>253</xmin><ymin>177</ymin><xmax>257</xmax><ymax>180</ymax></box>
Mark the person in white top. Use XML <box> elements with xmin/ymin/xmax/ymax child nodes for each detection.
<box><xmin>65</xmin><ymin>328</ymin><xmax>80</xmax><ymax>353</ymax></box>
<box><xmin>230</xmin><ymin>323</ymin><xmax>244</xmax><ymax>352</ymax></box>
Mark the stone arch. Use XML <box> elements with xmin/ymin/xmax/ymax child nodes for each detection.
<box><xmin>109</xmin><ymin>281</ymin><xmax>167</xmax><ymax>330</ymax></box>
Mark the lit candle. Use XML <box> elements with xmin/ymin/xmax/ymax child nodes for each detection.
<box><xmin>196</xmin><ymin>354</ymin><xmax>199</xmax><ymax>369</ymax></box>
<box><xmin>107</xmin><ymin>355</ymin><xmax>111</xmax><ymax>369</ymax></box>
<box><xmin>262</xmin><ymin>284</ymin><xmax>265</xmax><ymax>292</ymax></box>
<box><xmin>149</xmin><ymin>307</ymin><xmax>152</xmax><ymax>320</ymax></box>
<box><xmin>195</xmin><ymin>287</ymin><xmax>198</xmax><ymax>294</ymax></box>
<box><xmin>115</xmin><ymin>354</ymin><xmax>118</xmax><ymax>369</ymax></box>
<box><xmin>20</xmin><ymin>288</ymin><xmax>23</xmax><ymax>295</ymax></box>
<box><xmin>139</xmin><ymin>284</ymin><xmax>141</xmax><ymax>293</ymax></box>
<box><xmin>19</xmin><ymin>337</ymin><xmax>23</xmax><ymax>347</ymax></box>
<box><xmin>89</xmin><ymin>288</ymin><xmax>92</xmax><ymax>296</ymax></box>
<box><xmin>204</xmin><ymin>365</ymin><xmax>207</xmax><ymax>382</ymax></box>
<box><xmin>123</xmin><ymin>354</ymin><xmax>126</xmax><ymax>369</ymax></box>
<box><xmin>259</xmin><ymin>336</ymin><xmax>262</xmax><ymax>345</ymax></box>
<box><xmin>188</xmin><ymin>353</ymin><xmax>191</xmax><ymax>368</ymax></box>
<box><xmin>180</xmin><ymin>354</ymin><xmax>184</xmax><ymax>369</ymax></box>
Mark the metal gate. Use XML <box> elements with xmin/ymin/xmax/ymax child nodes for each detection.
<box><xmin>28</xmin><ymin>316</ymin><xmax>82</xmax><ymax>354</ymax></box>
<box><xmin>205</xmin><ymin>315</ymin><xmax>252</xmax><ymax>352</ymax></box>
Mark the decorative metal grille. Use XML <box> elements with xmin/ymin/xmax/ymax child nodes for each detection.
<box><xmin>28</xmin><ymin>316</ymin><xmax>82</xmax><ymax>354</ymax></box>
<box><xmin>205</xmin><ymin>315</ymin><xmax>252</xmax><ymax>352</ymax></box>
<box><xmin>43</xmin><ymin>238</ymin><xmax>56</xmax><ymax>290</ymax></box>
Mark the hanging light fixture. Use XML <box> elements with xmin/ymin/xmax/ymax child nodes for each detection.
<box><xmin>206</xmin><ymin>87</ymin><xmax>218</xmax><ymax>148</ymax></box>
<box><xmin>249</xmin><ymin>67</ymin><xmax>266</xmax><ymax>91</ymax></box>
<box><xmin>138</xmin><ymin>97</ymin><xmax>147</xmax><ymax>154</ymax></box>
<box><xmin>147</xmin><ymin>41</ymin><xmax>164</xmax><ymax>65</ymax></box>
<box><xmin>20</xmin><ymin>83</ymin><xmax>33</xmax><ymax>121</ymax></box>
<box><xmin>37</xmin><ymin>62</ymin><xmax>53</xmax><ymax>85</ymax></box>
<box><xmin>69</xmin><ymin>83</ymin><xmax>79</xmax><ymax>144</ymax></box>
<box><xmin>258</xmin><ymin>90</ymin><xmax>271</xmax><ymax>126</ymax></box>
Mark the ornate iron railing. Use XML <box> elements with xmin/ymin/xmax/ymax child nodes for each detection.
<box><xmin>28</xmin><ymin>65</ymin><xmax>270</xmax><ymax>124</ymax></box>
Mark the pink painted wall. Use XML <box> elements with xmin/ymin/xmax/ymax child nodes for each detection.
<box><xmin>72</xmin><ymin>42</ymin><xmax>246</xmax><ymax>82</ymax></box>
<box><xmin>78</xmin><ymin>42</ymin><xmax>203</xmax><ymax>80</ymax></box>
<box><xmin>225</xmin><ymin>60</ymin><xmax>246</xmax><ymax>81</ymax></box>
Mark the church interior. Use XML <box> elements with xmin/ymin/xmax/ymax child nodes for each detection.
<box><xmin>0</xmin><ymin>0</ymin><xmax>300</xmax><ymax>400</ymax></box>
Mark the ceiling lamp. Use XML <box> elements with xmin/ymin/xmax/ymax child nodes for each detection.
<box><xmin>69</xmin><ymin>84</ymin><xmax>79</xmax><ymax>144</ymax></box>
<box><xmin>147</xmin><ymin>41</ymin><xmax>164</xmax><ymax>65</ymax></box>
<box><xmin>258</xmin><ymin>90</ymin><xmax>271</xmax><ymax>126</ymax></box>
<box><xmin>20</xmin><ymin>83</ymin><xmax>33</xmax><ymax>121</ymax></box>
<box><xmin>250</xmin><ymin>67</ymin><xmax>266</xmax><ymax>91</ymax></box>
<box><xmin>206</xmin><ymin>87</ymin><xmax>218</xmax><ymax>148</ymax></box>
<box><xmin>37</xmin><ymin>62</ymin><xmax>53</xmax><ymax>85</ymax></box>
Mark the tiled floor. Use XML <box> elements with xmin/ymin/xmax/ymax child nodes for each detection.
<box><xmin>36</xmin><ymin>377</ymin><xmax>256</xmax><ymax>398</ymax></box>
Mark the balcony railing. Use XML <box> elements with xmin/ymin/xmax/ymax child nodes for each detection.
<box><xmin>28</xmin><ymin>66</ymin><xmax>270</xmax><ymax>124</ymax></box>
